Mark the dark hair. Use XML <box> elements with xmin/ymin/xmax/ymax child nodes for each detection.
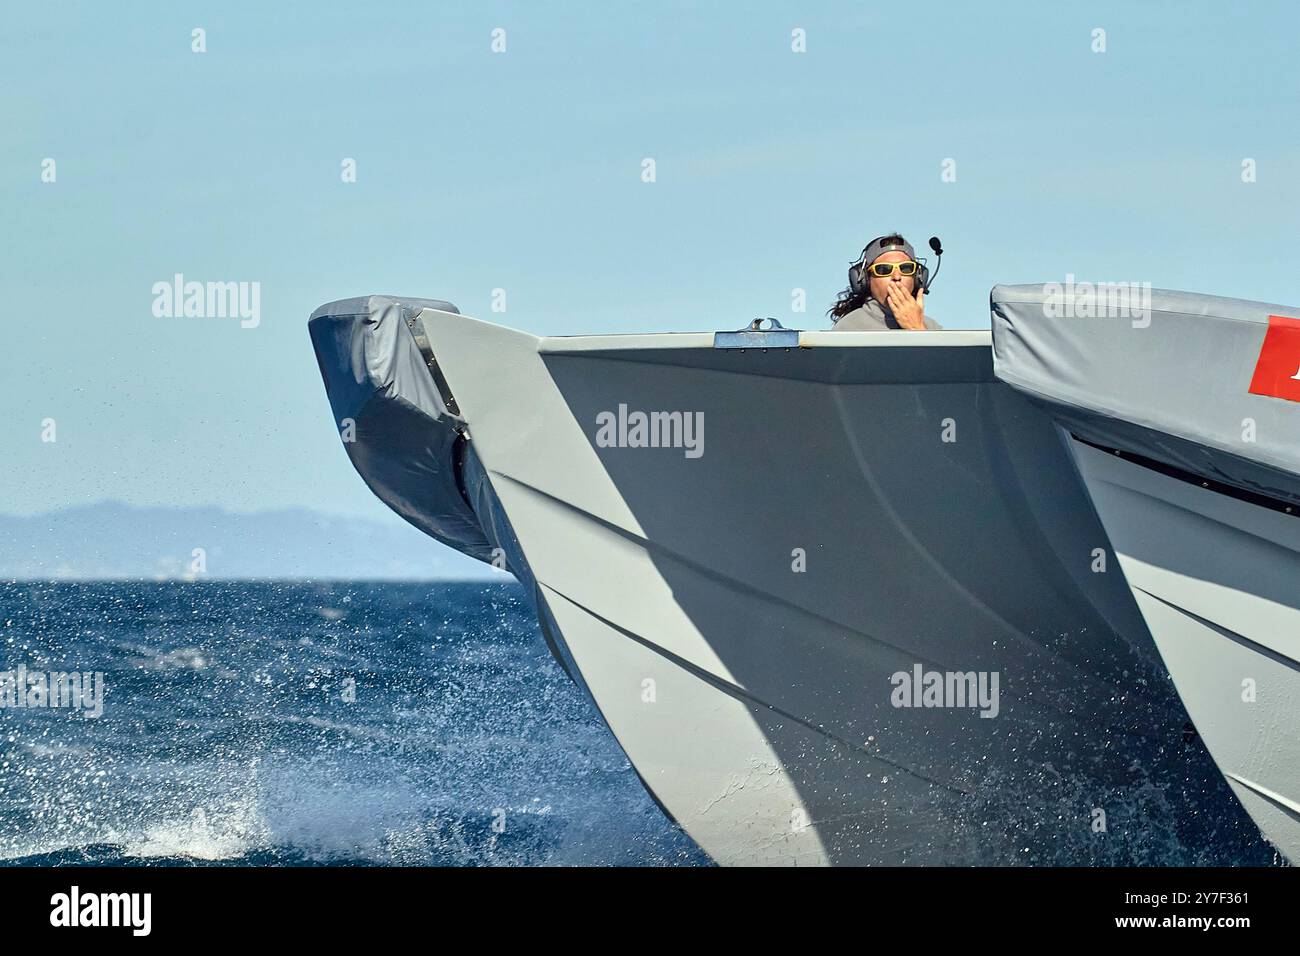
<box><xmin>828</xmin><ymin>234</ymin><xmax>909</xmax><ymax>319</ymax></box>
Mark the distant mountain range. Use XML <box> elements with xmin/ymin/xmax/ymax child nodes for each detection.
<box><xmin>0</xmin><ymin>502</ymin><xmax>499</xmax><ymax>580</ymax></box>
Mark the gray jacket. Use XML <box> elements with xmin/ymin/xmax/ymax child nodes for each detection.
<box><xmin>831</xmin><ymin>296</ymin><xmax>943</xmax><ymax>331</ymax></box>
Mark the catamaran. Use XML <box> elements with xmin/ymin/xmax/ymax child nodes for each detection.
<box><xmin>308</xmin><ymin>291</ymin><xmax>1285</xmax><ymax>865</ymax></box>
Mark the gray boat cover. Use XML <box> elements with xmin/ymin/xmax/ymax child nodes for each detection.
<box><xmin>308</xmin><ymin>295</ymin><xmax>496</xmax><ymax>563</ymax></box>
<box><xmin>991</xmin><ymin>284</ymin><xmax>1300</xmax><ymax>507</ymax></box>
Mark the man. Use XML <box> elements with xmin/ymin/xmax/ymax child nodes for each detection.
<box><xmin>828</xmin><ymin>234</ymin><xmax>942</xmax><ymax>330</ymax></box>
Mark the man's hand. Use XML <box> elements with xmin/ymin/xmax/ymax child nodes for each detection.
<box><xmin>887</xmin><ymin>286</ymin><xmax>927</xmax><ymax>330</ymax></box>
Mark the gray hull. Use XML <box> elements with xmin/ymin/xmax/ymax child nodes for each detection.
<box><xmin>309</xmin><ymin>297</ymin><xmax>1266</xmax><ymax>865</ymax></box>
<box><xmin>1069</xmin><ymin>440</ymin><xmax>1300</xmax><ymax>863</ymax></box>
<box><xmin>992</xmin><ymin>283</ymin><xmax>1300</xmax><ymax>864</ymax></box>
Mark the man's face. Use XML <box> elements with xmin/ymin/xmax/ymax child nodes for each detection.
<box><xmin>867</xmin><ymin>250</ymin><xmax>916</xmax><ymax>305</ymax></box>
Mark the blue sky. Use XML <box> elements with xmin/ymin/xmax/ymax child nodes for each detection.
<box><xmin>4</xmin><ymin>0</ymin><xmax>1299</xmax><ymax>519</ymax></box>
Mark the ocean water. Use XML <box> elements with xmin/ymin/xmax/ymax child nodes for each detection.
<box><xmin>0</xmin><ymin>581</ymin><xmax>1285</xmax><ymax>868</ymax></box>
<box><xmin>0</xmin><ymin>581</ymin><xmax>707</xmax><ymax>866</ymax></box>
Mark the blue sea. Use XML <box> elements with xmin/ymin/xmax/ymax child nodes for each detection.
<box><xmin>1</xmin><ymin>581</ymin><xmax>1286</xmax><ymax>868</ymax></box>
<box><xmin>0</xmin><ymin>581</ymin><xmax>707</xmax><ymax>866</ymax></box>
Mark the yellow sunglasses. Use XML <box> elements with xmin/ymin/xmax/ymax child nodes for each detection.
<box><xmin>868</xmin><ymin>260</ymin><xmax>920</xmax><ymax>278</ymax></box>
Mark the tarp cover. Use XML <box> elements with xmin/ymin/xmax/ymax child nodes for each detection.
<box><xmin>990</xmin><ymin>284</ymin><xmax>1300</xmax><ymax>507</ymax></box>
<box><xmin>308</xmin><ymin>295</ymin><xmax>496</xmax><ymax>563</ymax></box>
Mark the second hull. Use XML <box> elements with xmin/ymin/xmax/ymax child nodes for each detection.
<box><xmin>1070</xmin><ymin>439</ymin><xmax>1300</xmax><ymax>863</ymax></box>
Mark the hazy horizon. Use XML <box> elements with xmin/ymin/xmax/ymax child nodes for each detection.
<box><xmin>0</xmin><ymin>499</ymin><xmax>500</xmax><ymax>581</ymax></box>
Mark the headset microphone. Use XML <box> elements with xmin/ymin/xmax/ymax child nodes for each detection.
<box><xmin>924</xmin><ymin>237</ymin><xmax>943</xmax><ymax>294</ymax></box>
